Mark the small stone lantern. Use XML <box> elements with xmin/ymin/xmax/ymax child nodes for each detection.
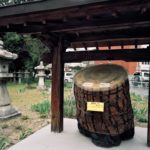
<box><xmin>0</xmin><ymin>40</ymin><xmax>20</xmax><ymax>119</ymax></box>
<box><xmin>35</xmin><ymin>61</ymin><xmax>46</xmax><ymax>90</ymax></box>
<box><xmin>13</xmin><ymin>71</ymin><xmax>17</xmax><ymax>83</ymax></box>
<box><xmin>24</xmin><ymin>70</ymin><xmax>30</xmax><ymax>79</ymax></box>
<box><xmin>17</xmin><ymin>70</ymin><xmax>23</xmax><ymax>84</ymax></box>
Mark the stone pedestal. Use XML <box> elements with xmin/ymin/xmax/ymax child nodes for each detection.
<box><xmin>35</xmin><ymin>61</ymin><xmax>46</xmax><ymax>90</ymax></box>
<box><xmin>0</xmin><ymin>40</ymin><xmax>21</xmax><ymax>119</ymax></box>
<box><xmin>0</xmin><ymin>78</ymin><xmax>21</xmax><ymax>119</ymax></box>
<box><xmin>38</xmin><ymin>75</ymin><xmax>45</xmax><ymax>89</ymax></box>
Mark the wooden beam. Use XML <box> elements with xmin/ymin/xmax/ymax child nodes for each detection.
<box><xmin>64</xmin><ymin>48</ymin><xmax>150</xmax><ymax>62</ymax></box>
<box><xmin>51</xmin><ymin>37</ymin><xmax>64</xmax><ymax>132</ymax></box>
<box><xmin>47</xmin><ymin>13</ymin><xmax>150</xmax><ymax>33</ymax></box>
<box><xmin>69</xmin><ymin>27</ymin><xmax>150</xmax><ymax>43</ymax></box>
<box><xmin>0</xmin><ymin>25</ymin><xmax>46</xmax><ymax>33</ymax></box>
<box><xmin>0</xmin><ymin>0</ymin><xmax>110</xmax><ymax>17</ymax></box>
<box><xmin>1</xmin><ymin>19</ymin><xmax>150</xmax><ymax>35</ymax></box>
<box><xmin>42</xmin><ymin>48</ymin><xmax>150</xmax><ymax>64</ymax></box>
<box><xmin>147</xmin><ymin>68</ymin><xmax>150</xmax><ymax>146</ymax></box>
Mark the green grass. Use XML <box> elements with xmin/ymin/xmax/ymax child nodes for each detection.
<box><xmin>31</xmin><ymin>100</ymin><xmax>50</xmax><ymax>115</ymax></box>
<box><xmin>8</xmin><ymin>82</ymin><xmax>148</xmax><ymax>123</ymax></box>
<box><xmin>0</xmin><ymin>137</ymin><xmax>11</xmax><ymax>150</ymax></box>
<box><xmin>64</xmin><ymin>96</ymin><xmax>76</xmax><ymax>118</ymax></box>
<box><xmin>64</xmin><ymin>82</ymin><xmax>73</xmax><ymax>89</ymax></box>
<box><xmin>31</xmin><ymin>96</ymin><xmax>76</xmax><ymax>118</ymax></box>
<box><xmin>133</xmin><ymin>107</ymin><xmax>147</xmax><ymax>122</ymax></box>
<box><xmin>21</xmin><ymin>115</ymin><xmax>30</xmax><ymax>120</ymax></box>
<box><xmin>19</xmin><ymin>128</ymin><xmax>33</xmax><ymax>140</ymax></box>
<box><xmin>1</xmin><ymin>124</ymin><xmax>8</xmax><ymax>129</ymax></box>
<box><xmin>131</xmin><ymin>93</ymin><xmax>148</xmax><ymax>123</ymax></box>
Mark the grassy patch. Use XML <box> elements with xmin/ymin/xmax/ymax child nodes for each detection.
<box><xmin>19</xmin><ymin>128</ymin><xmax>33</xmax><ymax>140</ymax></box>
<box><xmin>15</xmin><ymin>125</ymin><xmax>24</xmax><ymax>130</ymax></box>
<box><xmin>64</xmin><ymin>96</ymin><xmax>76</xmax><ymax>118</ymax></box>
<box><xmin>64</xmin><ymin>82</ymin><xmax>73</xmax><ymax>89</ymax></box>
<box><xmin>31</xmin><ymin>96</ymin><xmax>76</xmax><ymax>118</ymax></box>
<box><xmin>21</xmin><ymin>115</ymin><xmax>29</xmax><ymax>120</ymax></box>
<box><xmin>131</xmin><ymin>93</ymin><xmax>148</xmax><ymax>123</ymax></box>
<box><xmin>0</xmin><ymin>137</ymin><xmax>11</xmax><ymax>150</ymax></box>
<box><xmin>1</xmin><ymin>124</ymin><xmax>8</xmax><ymax>129</ymax></box>
<box><xmin>31</xmin><ymin>100</ymin><xmax>50</xmax><ymax>116</ymax></box>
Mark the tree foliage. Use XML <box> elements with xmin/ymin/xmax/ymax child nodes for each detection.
<box><xmin>2</xmin><ymin>32</ymin><xmax>49</xmax><ymax>72</ymax></box>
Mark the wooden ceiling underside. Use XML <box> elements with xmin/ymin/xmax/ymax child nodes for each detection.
<box><xmin>0</xmin><ymin>0</ymin><xmax>150</xmax><ymax>48</ymax></box>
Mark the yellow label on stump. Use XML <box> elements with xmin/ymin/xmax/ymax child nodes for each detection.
<box><xmin>87</xmin><ymin>102</ymin><xmax>104</xmax><ymax>112</ymax></box>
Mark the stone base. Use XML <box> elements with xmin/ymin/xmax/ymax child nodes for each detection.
<box><xmin>0</xmin><ymin>105</ymin><xmax>21</xmax><ymax>119</ymax></box>
<box><xmin>37</xmin><ymin>86</ymin><xmax>46</xmax><ymax>90</ymax></box>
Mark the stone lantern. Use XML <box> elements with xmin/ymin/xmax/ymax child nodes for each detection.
<box><xmin>35</xmin><ymin>61</ymin><xmax>46</xmax><ymax>90</ymax></box>
<box><xmin>13</xmin><ymin>71</ymin><xmax>17</xmax><ymax>83</ymax></box>
<box><xmin>17</xmin><ymin>70</ymin><xmax>23</xmax><ymax>84</ymax></box>
<box><xmin>24</xmin><ymin>70</ymin><xmax>30</xmax><ymax>79</ymax></box>
<box><xmin>0</xmin><ymin>40</ymin><xmax>20</xmax><ymax>119</ymax></box>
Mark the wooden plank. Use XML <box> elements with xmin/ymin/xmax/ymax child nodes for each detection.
<box><xmin>48</xmin><ymin>15</ymin><xmax>150</xmax><ymax>33</ymax></box>
<box><xmin>0</xmin><ymin>25</ymin><xmax>46</xmax><ymax>33</ymax></box>
<box><xmin>51</xmin><ymin>37</ymin><xmax>64</xmax><ymax>132</ymax></box>
<box><xmin>147</xmin><ymin>68</ymin><xmax>150</xmax><ymax>146</ymax></box>
<box><xmin>42</xmin><ymin>48</ymin><xmax>150</xmax><ymax>64</ymax></box>
<box><xmin>0</xmin><ymin>0</ymin><xmax>109</xmax><ymax>17</ymax></box>
<box><xmin>1</xmin><ymin>14</ymin><xmax>150</xmax><ymax>34</ymax></box>
<box><xmin>68</xmin><ymin>27</ymin><xmax>150</xmax><ymax>43</ymax></box>
<box><xmin>63</xmin><ymin>49</ymin><xmax>150</xmax><ymax>63</ymax></box>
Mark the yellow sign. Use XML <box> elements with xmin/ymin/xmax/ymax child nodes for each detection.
<box><xmin>87</xmin><ymin>102</ymin><xmax>104</xmax><ymax>112</ymax></box>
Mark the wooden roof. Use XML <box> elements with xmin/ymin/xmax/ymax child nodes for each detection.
<box><xmin>0</xmin><ymin>0</ymin><xmax>150</xmax><ymax>47</ymax></box>
<box><xmin>0</xmin><ymin>0</ymin><xmax>110</xmax><ymax>17</ymax></box>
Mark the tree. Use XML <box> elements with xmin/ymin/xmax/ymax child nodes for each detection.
<box><xmin>2</xmin><ymin>32</ymin><xmax>27</xmax><ymax>71</ymax></box>
<box><xmin>23</xmin><ymin>35</ymin><xmax>49</xmax><ymax>71</ymax></box>
<box><xmin>2</xmin><ymin>32</ymin><xmax>49</xmax><ymax>72</ymax></box>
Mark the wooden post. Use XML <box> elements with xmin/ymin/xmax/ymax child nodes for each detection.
<box><xmin>147</xmin><ymin>67</ymin><xmax>150</xmax><ymax>146</ymax></box>
<box><xmin>51</xmin><ymin>37</ymin><xmax>64</xmax><ymax>132</ymax></box>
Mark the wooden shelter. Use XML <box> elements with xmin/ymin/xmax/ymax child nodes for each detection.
<box><xmin>0</xmin><ymin>0</ymin><xmax>150</xmax><ymax>146</ymax></box>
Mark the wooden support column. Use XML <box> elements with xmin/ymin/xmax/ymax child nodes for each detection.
<box><xmin>147</xmin><ymin>67</ymin><xmax>150</xmax><ymax>146</ymax></box>
<box><xmin>51</xmin><ymin>37</ymin><xmax>64</xmax><ymax>132</ymax></box>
